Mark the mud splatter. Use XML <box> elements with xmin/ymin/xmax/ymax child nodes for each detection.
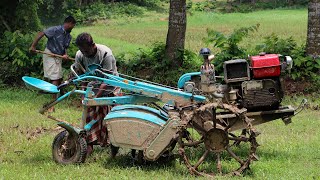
<box><xmin>14</xmin><ymin>126</ymin><xmax>63</xmax><ymax>140</ymax></box>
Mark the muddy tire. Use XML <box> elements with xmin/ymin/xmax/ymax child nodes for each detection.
<box><xmin>52</xmin><ymin>130</ymin><xmax>87</xmax><ymax>164</ymax></box>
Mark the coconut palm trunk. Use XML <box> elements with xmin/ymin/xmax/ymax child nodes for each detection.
<box><xmin>306</xmin><ymin>0</ymin><xmax>320</xmax><ymax>57</ymax></box>
<box><xmin>165</xmin><ymin>0</ymin><xmax>187</xmax><ymax>67</ymax></box>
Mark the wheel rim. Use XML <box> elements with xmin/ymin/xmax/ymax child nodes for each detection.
<box><xmin>56</xmin><ymin>133</ymin><xmax>78</xmax><ymax>162</ymax></box>
<box><xmin>178</xmin><ymin>102</ymin><xmax>260</xmax><ymax>177</ymax></box>
<box><xmin>179</xmin><ymin>128</ymin><xmax>258</xmax><ymax>177</ymax></box>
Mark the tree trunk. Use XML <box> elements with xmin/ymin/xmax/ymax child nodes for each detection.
<box><xmin>164</xmin><ymin>0</ymin><xmax>187</xmax><ymax>67</ymax></box>
<box><xmin>306</xmin><ymin>0</ymin><xmax>320</xmax><ymax>57</ymax></box>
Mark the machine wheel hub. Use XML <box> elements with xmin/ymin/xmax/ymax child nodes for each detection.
<box><xmin>204</xmin><ymin>127</ymin><xmax>229</xmax><ymax>153</ymax></box>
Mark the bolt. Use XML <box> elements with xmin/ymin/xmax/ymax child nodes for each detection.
<box><xmin>148</xmin><ymin>150</ymin><xmax>155</xmax><ymax>157</ymax></box>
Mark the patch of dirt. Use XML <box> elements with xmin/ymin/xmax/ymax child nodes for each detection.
<box><xmin>12</xmin><ymin>126</ymin><xmax>62</xmax><ymax>140</ymax></box>
<box><xmin>283</xmin><ymin>77</ymin><xmax>314</xmax><ymax>95</ymax></box>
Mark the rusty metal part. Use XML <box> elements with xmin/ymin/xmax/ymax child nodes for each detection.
<box><xmin>144</xmin><ymin>111</ymin><xmax>181</xmax><ymax>161</ymax></box>
<box><xmin>204</xmin><ymin>127</ymin><xmax>229</xmax><ymax>153</ymax></box>
<box><xmin>178</xmin><ymin>101</ymin><xmax>259</xmax><ymax>177</ymax></box>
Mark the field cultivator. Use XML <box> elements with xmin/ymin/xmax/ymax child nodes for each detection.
<box><xmin>23</xmin><ymin>48</ymin><xmax>306</xmax><ymax>177</ymax></box>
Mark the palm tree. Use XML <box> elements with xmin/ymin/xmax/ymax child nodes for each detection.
<box><xmin>306</xmin><ymin>0</ymin><xmax>320</xmax><ymax>57</ymax></box>
<box><xmin>164</xmin><ymin>0</ymin><xmax>187</xmax><ymax>66</ymax></box>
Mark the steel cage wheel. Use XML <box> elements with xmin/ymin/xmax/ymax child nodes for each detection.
<box><xmin>178</xmin><ymin>128</ymin><xmax>258</xmax><ymax>177</ymax></box>
<box><xmin>52</xmin><ymin>130</ymin><xmax>87</xmax><ymax>164</ymax></box>
<box><xmin>178</xmin><ymin>103</ymin><xmax>259</xmax><ymax>177</ymax></box>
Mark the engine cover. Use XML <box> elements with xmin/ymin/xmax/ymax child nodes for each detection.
<box><xmin>241</xmin><ymin>79</ymin><xmax>282</xmax><ymax>110</ymax></box>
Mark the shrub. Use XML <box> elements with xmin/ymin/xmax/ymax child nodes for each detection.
<box><xmin>197</xmin><ymin>0</ymin><xmax>308</xmax><ymax>13</ymax></box>
<box><xmin>68</xmin><ymin>2</ymin><xmax>145</xmax><ymax>24</ymax></box>
<box><xmin>0</xmin><ymin>31</ymin><xmax>44</xmax><ymax>85</ymax></box>
<box><xmin>255</xmin><ymin>33</ymin><xmax>296</xmax><ymax>55</ymax></box>
<box><xmin>204</xmin><ymin>24</ymin><xmax>259</xmax><ymax>74</ymax></box>
<box><xmin>117</xmin><ymin>42</ymin><xmax>202</xmax><ymax>86</ymax></box>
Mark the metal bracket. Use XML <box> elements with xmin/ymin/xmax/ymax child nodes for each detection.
<box><xmin>294</xmin><ymin>98</ymin><xmax>308</xmax><ymax>116</ymax></box>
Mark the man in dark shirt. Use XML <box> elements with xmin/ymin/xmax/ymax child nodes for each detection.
<box><xmin>30</xmin><ymin>16</ymin><xmax>76</xmax><ymax>112</ymax></box>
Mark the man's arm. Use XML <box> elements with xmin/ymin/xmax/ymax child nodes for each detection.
<box><xmin>97</xmin><ymin>53</ymin><xmax>120</xmax><ymax>96</ymax></box>
<box><xmin>29</xmin><ymin>32</ymin><xmax>45</xmax><ymax>53</ymax></box>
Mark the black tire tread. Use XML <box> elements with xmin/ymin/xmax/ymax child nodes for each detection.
<box><xmin>52</xmin><ymin>130</ymin><xmax>87</xmax><ymax>165</ymax></box>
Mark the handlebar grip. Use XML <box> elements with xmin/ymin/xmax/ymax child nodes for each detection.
<box><xmin>57</xmin><ymin>81</ymin><xmax>70</xmax><ymax>90</ymax></box>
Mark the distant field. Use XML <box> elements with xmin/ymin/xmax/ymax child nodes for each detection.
<box><xmin>72</xmin><ymin>9</ymin><xmax>307</xmax><ymax>56</ymax></box>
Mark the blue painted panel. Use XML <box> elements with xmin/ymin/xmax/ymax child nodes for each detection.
<box><xmin>105</xmin><ymin>110</ymin><xmax>167</xmax><ymax>126</ymax></box>
<box><xmin>84</xmin><ymin>120</ymin><xmax>98</xmax><ymax>131</ymax></box>
<box><xmin>177</xmin><ymin>72</ymin><xmax>201</xmax><ymax>88</ymax></box>
<box><xmin>83</xmin><ymin>95</ymin><xmax>157</xmax><ymax>106</ymax></box>
<box><xmin>22</xmin><ymin>76</ymin><xmax>60</xmax><ymax>93</ymax></box>
<box><xmin>73</xmin><ymin>75</ymin><xmax>206</xmax><ymax>103</ymax></box>
<box><xmin>111</xmin><ymin>105</ymin><xmax>169</xmax><ymax>120</ymax></box>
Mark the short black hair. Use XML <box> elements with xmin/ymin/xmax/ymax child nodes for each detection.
<box><xmin>64</xmin><ymin>16</ymin><xmax>76</xmax><ymax>24</ymax></box>
<box><xmin>75</xmin><ymin>33</ymin><xmax>94</xmax><ymax>47</ymax></box>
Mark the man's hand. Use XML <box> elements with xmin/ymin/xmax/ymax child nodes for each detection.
<box><xmin>62</xmin><ymin>54</ymin><xmax>70</xmax><ymax>61</ymax></box>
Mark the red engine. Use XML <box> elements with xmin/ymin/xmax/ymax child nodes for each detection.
<box><xmin>251</xmin><ymin>54</ymin><xmax>281</xmax><ymax>79</ymax></box>
<box><xmin>223</xmin><ymin>53</ymin><xmax>293</xmax><ymax>110</ymax></box>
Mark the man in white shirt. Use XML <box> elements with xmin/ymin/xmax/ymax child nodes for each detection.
<box><xmin>75</xmin><ymin>32</ymin><xmax>119</xmax><ymax>155</ymax></box>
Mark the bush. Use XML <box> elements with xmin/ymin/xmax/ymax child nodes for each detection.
<box><xmin>255</xmin><ymin>33</ymin><xmax>296</xmax><ymax>55</ymax></box>
<box><xmin>194</xmin><ymin>0</ymin><xmax>216</xmax><ymax>12</ymax></box>
<box><xmin>204</xmin><ymin>25</ymin><xmax>320</xmax><ymax>93</ymax></box>
<box><xmin>0</xmin><ymin>31</ymin><xmax>44</xmax><ymax>85</ymax></box>
<box><xmin>255</xmin><ymin>34</ymin><xmax>320</xmax><ymax>88</ymax></box>
<box><xmin>290</xmin><ymin>45</ymin><xmax>320</xmax><ymax>82</ymax></box>
<box><xmin>192</xmin><ymin>0</ymin><xmax>308</xmax><ymax>13</ymax></box>
<box><xmin>117</xmin><ymin>42</ymin><xmax>202</xmax><ymax>86</ymax></box>
<box><xmin>68</xmin><ymin>2</ymin><xmax>145</xmax><ymax>24</ymax></box>
<box><xmin>204</xmin><ymin>24</ymin><xmax>259</xmax><ymax>74</ymax></box>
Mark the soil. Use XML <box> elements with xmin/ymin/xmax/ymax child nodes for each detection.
<box><xmin>283</xmin><ymin>77</ymin><xmax>313</xmax><ymax>95</ymax></box>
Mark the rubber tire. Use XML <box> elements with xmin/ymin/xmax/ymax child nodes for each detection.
<box><xmin>52</xmin><ymin>130</ymin><xmax>87</xmax><ymax>165</ymax></box>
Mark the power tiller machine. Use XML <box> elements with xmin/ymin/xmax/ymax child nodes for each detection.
<box><xmin>23</xmin><ymin>48</ymin><xmax>305</xmax><ymax>177</ymax></box>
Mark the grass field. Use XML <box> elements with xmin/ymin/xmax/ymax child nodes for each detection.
<box><xmin>1</xmin><ymin>8</ymin><xmax>319</xmax><ymax>179</ymax></box>
<box><xmin>0</xmin><ymin>88</ymin><xmax>319</xmax><ymax>179</ymax></box>
<box><xmin>71</xmin><ymin>9</ymin><xmax>307</xmax><ymax>56</ymax></box>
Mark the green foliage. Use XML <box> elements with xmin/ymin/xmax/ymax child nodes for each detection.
<box><xmin>205</xmin><ymin>24</ymin><xmax>259</xmax><ymax>74</ymax></box>
<box><xmin>38</xmin><ymin>0</ymin><xmax>72</xmax><ymax>25</ymax></box>
<box><xmin>193</xmin><ymin>0</ymin><xmax>216</xmax><ymax>12</ymax></box>
<box><xmin>14</xmin><ymin>0</ymin><xmax>42</xmax><ymax>32</ymax></box>
<box><xmin>256</xmin><ymin>33</ymin><xmax>296</xmax><ymax>55</ymax></box>
<box><xmin>68</xmin><ymin>2</ymin><xmax>145</xmax><ymax>24</ymax></box>
<box><xmin>0</xmin><ymin>0</ymin><xmax>42</xmax><ymax>35</ymax></box>
<box><xmin>122</xmin><ymin>0</ymin><xmax>162</xmax><ymax>8</ymax></box>
<box><xmin>255</xmin><ymin>34</ymin><xmax>320</xmax><ymax>90</ymax></box>
<box><xmin>117</xmin><ymin>43</ymin><xmax>202</xmax><ymax>86</ymax></box>
<box><xmin>0</xmin><ymin>31</ymin><xmax>44</xmax><ymax>85</ymax></box>
<box><xmin>38</xmin><ymin>0</ymin><xmax>163</xmax><ymax>25</ymax></box>
<box><xmin>289</xmin><ymin>45</ymin><xmax>320</xmax><ymax>85</ymax></box>
<box><xmin>189</xmin><ymin>0</ymin><xmax>308</xmax><ymax>13</ymax></box>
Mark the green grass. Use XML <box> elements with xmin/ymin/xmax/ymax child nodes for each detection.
<box><xmin>1</xmin><ymin>8</ymin><xmax>318</xmax><ymax>179</ymax></box>
<box><xmin>0</xmin><ymin>88</ymin><xmax>319</xmax><ymax>179</ymax></box>
<box><xmin>71</xmin><ymin>9</ymin><xmax>307</xmax><ymax>56</ymax></box>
